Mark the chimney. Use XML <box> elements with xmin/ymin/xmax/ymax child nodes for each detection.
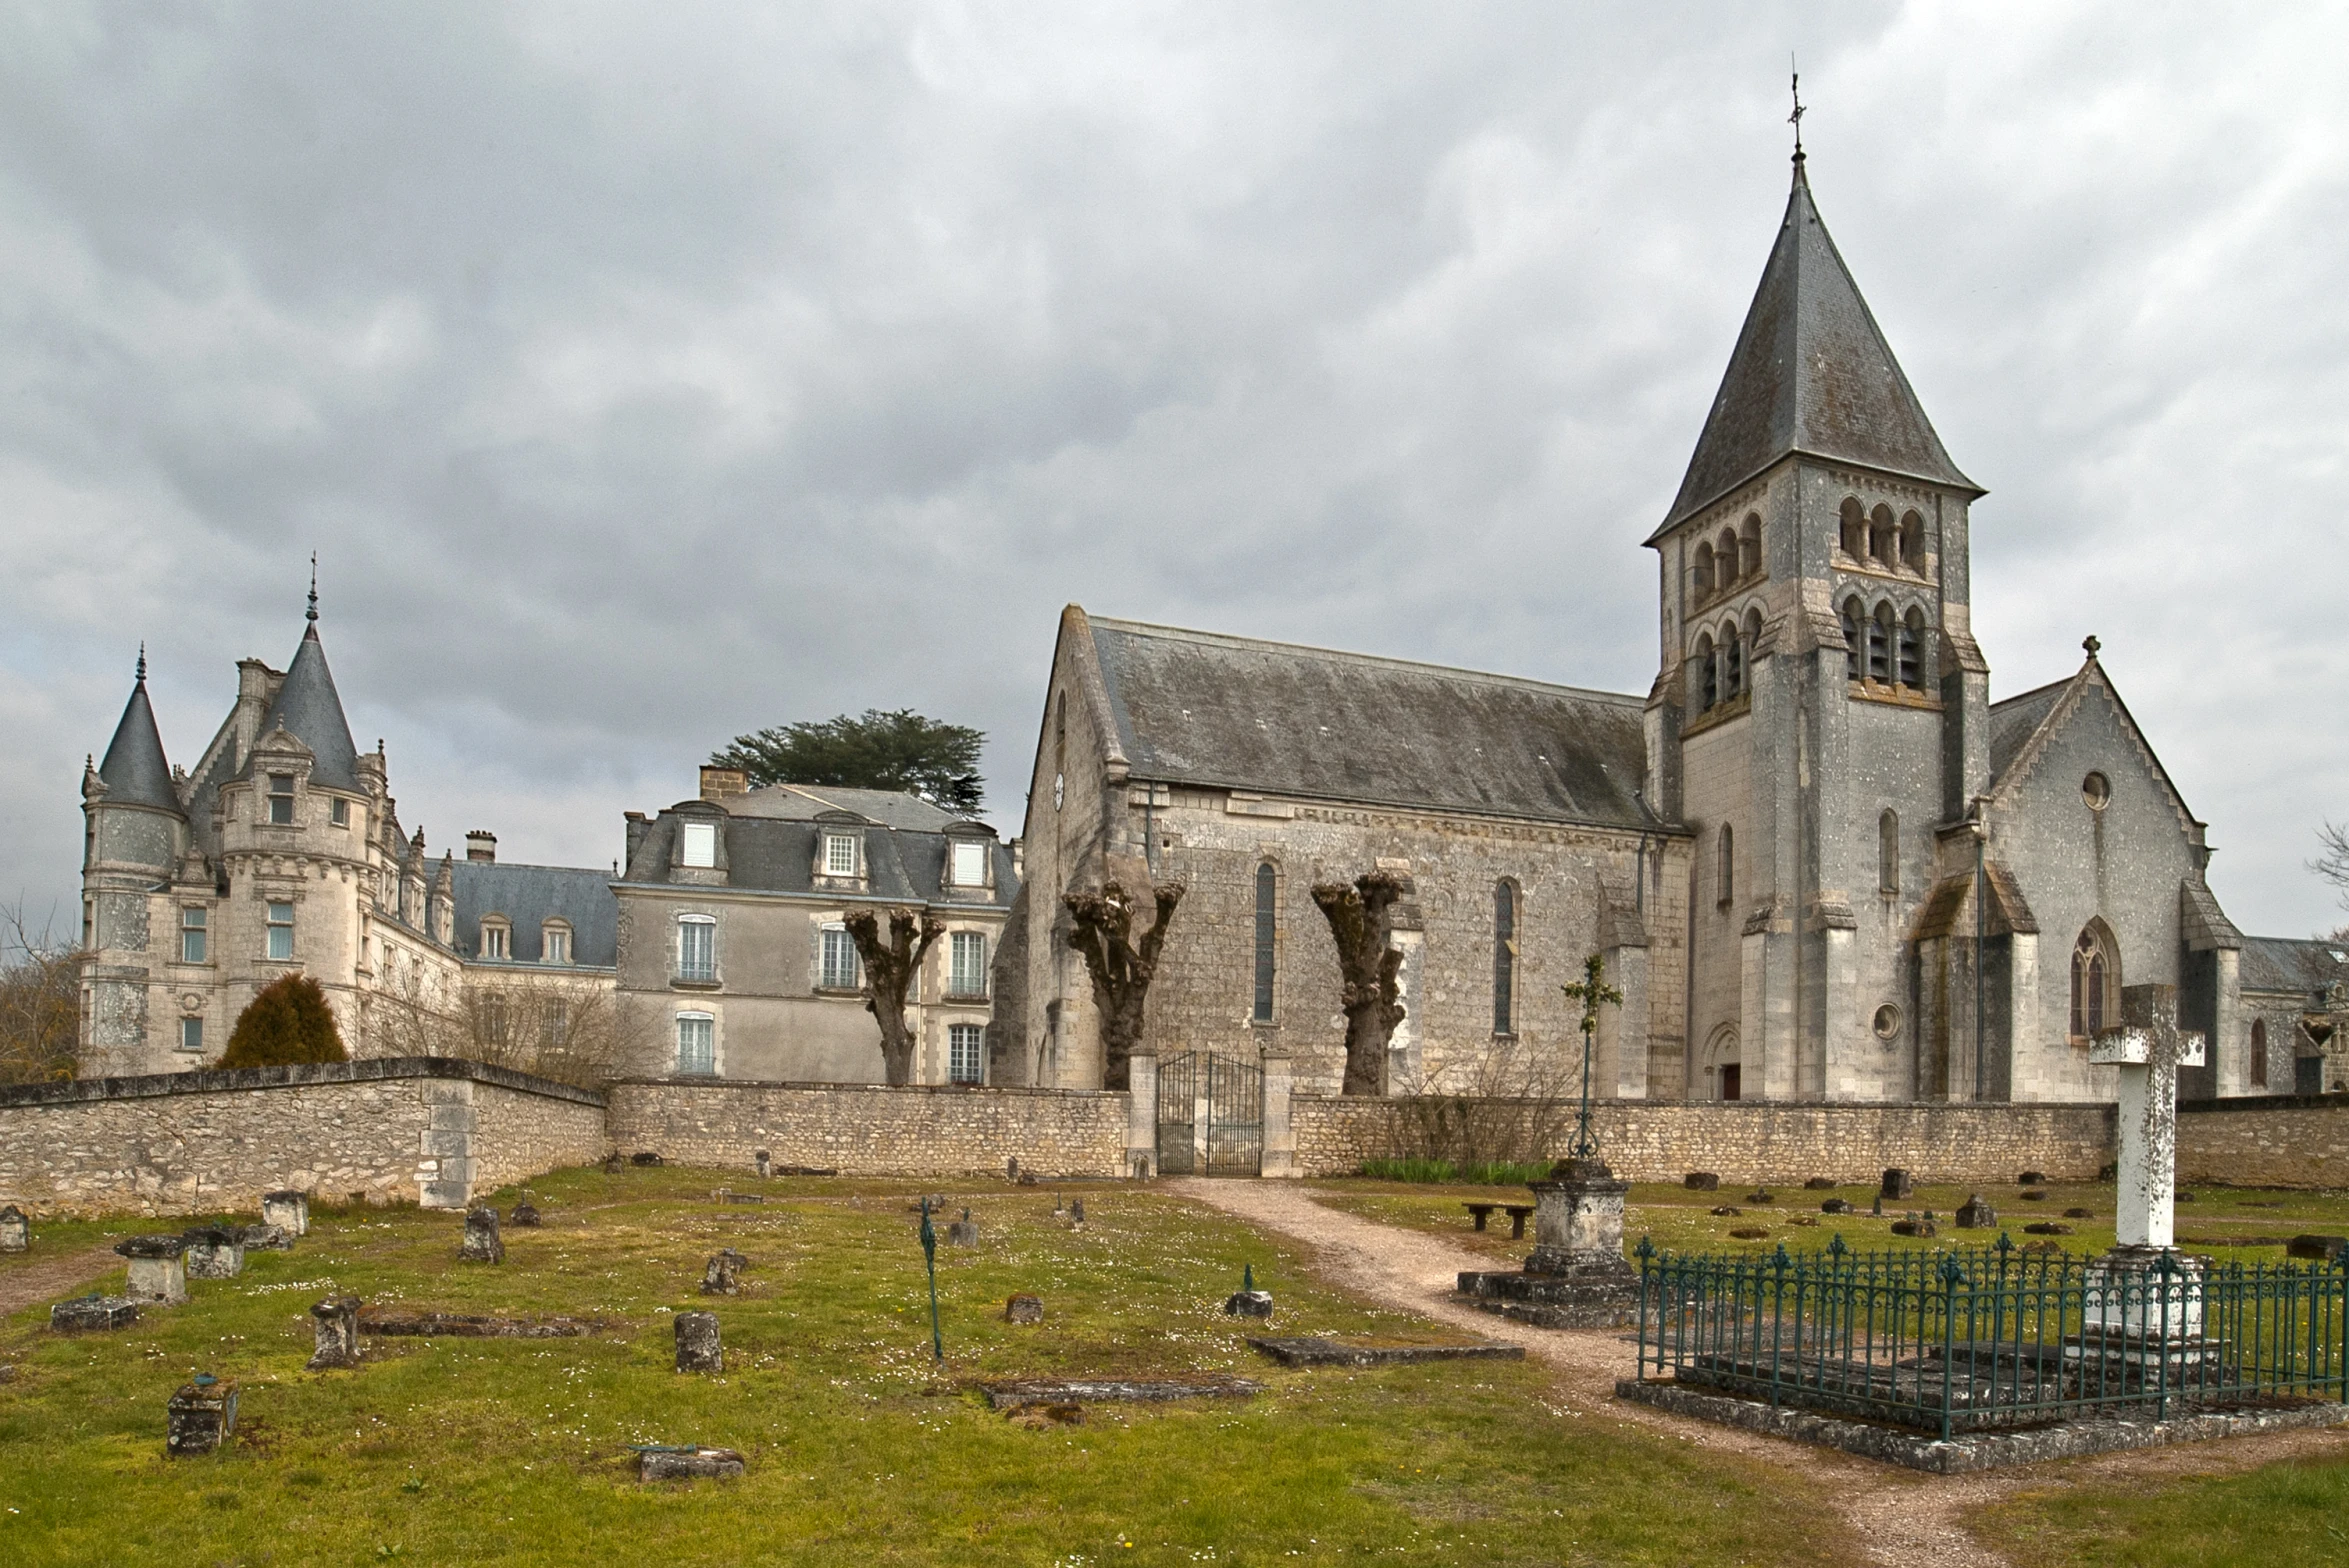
<box><xmin>465</xmin><ymin>830</ymin><xmax>497</xmax><ymax>863</ymax></box>
<box><xmin>699</xmin><ymin>766</ymin><xmax>749</xmax><ymax>802</ymax></box>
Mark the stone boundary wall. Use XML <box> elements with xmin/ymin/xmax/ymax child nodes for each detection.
<box><xmin>2177</xmin><ymin>1095</ymin><xmax>2349</xmax><ymax>1188</ymax></box>
<box><xmin>603</xmin><ymin>1079</ymin><xmax>1133</xmax><ymax>1179</ymax></box>
<box><xmin>0</xmin><ymin>1058</ymin><xmax>606</xmax><ymax>1217</ymax></box>
<box><xmin>1290</xmin><ymin>1096</ymin><xmax>2119</xmax><ymax>1184</ymax></box>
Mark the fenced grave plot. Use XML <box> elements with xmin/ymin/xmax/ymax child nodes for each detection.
<box><xmin>1156</xmin><ymin>1052</ymin><xmax>1263</xmax><ymax>1176</ymax></box>
<box><xmin>1632</xmin><ymin>1236</ymin><xmax>2349</xmax><ymax>1442</ymax></box>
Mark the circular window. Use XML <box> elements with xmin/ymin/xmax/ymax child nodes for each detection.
<box><xmin>2082</xmin><ymin>772</ymin><xmax>2110</xmax><ymax>810</ymax></box>
<box><xmin>1872</xmin><ymin>1003</ymin><xmax>1902</xmax><ymax>1041</ymax></box>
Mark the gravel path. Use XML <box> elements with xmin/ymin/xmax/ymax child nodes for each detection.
<box><xmin>1169</xmin><ymin>1178</ymin><xmax>2349</xmax><ymax>1568</ymax></box>
<box><xmin>0</xmin><ymin>1241</ymin><xmax>123</xmax><ymax>1320</ymax></box>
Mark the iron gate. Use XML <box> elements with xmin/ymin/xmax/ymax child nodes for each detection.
<box><xmin>1156</xmin><ymin>1052</ymin><xmax>1263</xmax><ymax>1176</ymax></box>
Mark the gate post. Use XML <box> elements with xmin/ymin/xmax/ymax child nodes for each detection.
<box><xmin>1261</xmin><ymin>1052</ymin><xmax>1297</xmax><ymax>1178</ymax></box>
<box><xmin>1126</xmin><ymin>1049</ymin><xmax>1158</xmax><ymax>1179</ymax></box>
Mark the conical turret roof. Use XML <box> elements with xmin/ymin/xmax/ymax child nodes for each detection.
<box><xmin>97</xmin><ymin>654</ymin><xmax>181</xmax><ymax>814</ymax></box>
<box><xmin>251</xmin><ymin>622</ymin><xmax>361</xmax><ymax>792</ymax></box>
<box><xmin>1655</xmin><ymin>157</ymin><xmax>1978</xmax><ymax>537</ymax></box>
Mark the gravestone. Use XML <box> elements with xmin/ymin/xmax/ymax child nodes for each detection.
<box><xmin>947</xmin><ymin>1209</ymin><xmax>979</xmax><ymax>1247</ymax></box>
<box><xmin>1223</xmin><ymin>1265</ymin><xmax>1273</xmax><ymax>1318</ymax></box>
<box><xmin>307</xmin><ymin>1297</ymin><xmax>362</xmax><ymax>1370</ymax></box>
<box><xmin>182</xmin><ymin>1226</ymin><xmax>245</xmax><ymax>1279</ymax></box>
<box><xmin>1802</xmin><ymin>1177</ymin><xmax>1836</xmax><ymax>1191</ymax></box>
<box><xmin>701</xmin><ymin>1249</ymin><xmax>747</xmax><ymax>1295</ymax></box>
<box><xmin>1745</xmin><ymin>1190</ymin><xmax>1775</xmax><ymax>1205</ymax></box>
<box><xmin>166</xmin><ymin>1375</ymin><xmax>238</xmax><ymax>1456</ymax></box>
<box><xmin>639</xmin><ymin>1445</ymin><xmax>743</xmax><ymax>1481</ymax></box>
<box><xmin>1004</xmin><ymin>1294</ymin><xmax>1045</xmax><ymax>1324</ymax></box>
<box><xmin>675</xmin><ymin>1311</ymin><xmax>723</xmax><ymax>1373</ymax></box>
<box><xmin>2085</xmin><ymin>986</ymin><xmax>2208</xmax><ymax>1340</ymax></box>
<box><xmin>1457</xmin><ymin>1157</ymin><xmax>1637</xmax><ymax>1328</ymax></box>
<box><xmin>631</xmin><ymin>1152</ymin><xmax>663</xmax><ymax>1167</ymax></box>
<box><xmin>1879</xmin><ymin>1169</ymin><xmax>1914</xmax><ymax>1201</ymax></box>
<box><xmin>510</xmin><ymin>1198</ymin><xmax>541</xmax><ymax>1228</ymax></box>
<box><xmin>2287</xmin><ymin>1235</ymin><xmax>2347</xmax><ymax>1262</ymax></box>
<box><xmin>459</xmin><ymin>1207</ymin><xmax>504</xmax><ymax>1264</ymax></box>
<box><xmin>240</xmin><ymin>1222</ymin><xmax>293</xmax><ymax>1251</ymax></box>
<box><xmin>755</xmin><ymin>1149</ymin><xmax>771</xmax><ymax>1178</ymax></box>
<box><xmin>1820</xmin><ymin>1198</ymin><xmax>1851</xmax><ymax>1215</ymax></box>
<box><xmin>1890</xmin><ymin>1217</ymin><xmax>1936</xmax><ymax>1238</ymax></box>
<box><xmin>603</xmin><ymin>1152</ymin><xmax>624</xmax><ymax>1175</ymax></box>
<box><xmin>2017</xmin><ymin>1171</ymin><xmax>2047</xmax><ymax>1187</ymax></box>
<box><xmin>50</xmin><ymin>1294</ymin><xmax>138</xmax><ymax>1332</ymax></box>
<box><xmin>261</xmin><ymin>1190</ymin><xmax>309</xmax><ymax>1238</ymax></box>
<box><xmin>0</xmin><ymin>1204</ymin><xmax>27</xmax><ymax>1253</ymax></box>
<box><xmin>1683</xmin><ymin>1172</ymin><xmax>1720</xmax><ymax>1192</ymax></box>
<box><xmin>1068</xmin><ymin>1199</ymin><xmax>1086</xmax><ymax>1227</ymax></box>
<box><xmin>116</xmin><ymin>1236</ymin><xmax>188</xmax><ymax>1304</ymax></box>
<box><xmin>1954</xmin><ymin>1195</ymin><xmax>1997</xmax><ymax>1229</ymax></box>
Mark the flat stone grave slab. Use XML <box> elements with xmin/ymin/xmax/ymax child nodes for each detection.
<box><xmin>1245</xmin><ymin>1336</ymin><xmax>1525</xmax><ymax>1368</ymax></box>
<box><xmin>51</xmin><ymin>1295</ymin><xmax>139</xmax><ymax>1332</ymax></box>
<box><xmin>980</xmin><ymin>1375</ymin><xmax>1261</xmax><ymax>1411</ymax></box>
<box><xmin>358</xmin><ymin>1308</ymin><xmax>620</xmax><ymax>1339</ymax></box>
<box><xmin>636</xmin><ymin>1445</ymin><xmax>744</xmax><ymax>1481</ymax></box>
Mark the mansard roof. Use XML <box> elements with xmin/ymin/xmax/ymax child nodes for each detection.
<box><xmin>97</xmin><ymin>667</ymin><xmax>181</xmax><ymax>814</ymax></box>
<box><xmin>620</xmin><ymin>811</ymin><xmax>1017</xmax><ymax>907</ymax></box>
<box><xmin>449</xmin><ymin>860</ymin><xmax>619</xmax><ymax>967</ymax></box>
<box><xmin>1655</xmin><ymin>158</ymin><xmax>1978</xmax><ymax>537</ymax></box>
<box><xmin>1079</xmin><ymin>613</ymin><xmax>1658</xmax><ymax>832</ymax></box>
<box><xmin>722</xmin><ymin>782</ymin><xmax>957</xmax><ymax>831</ymax></box>
<box><xmin>248</xmin><ymin>623</ymin><xmax>361</xmax><ymax>792</ymax></box>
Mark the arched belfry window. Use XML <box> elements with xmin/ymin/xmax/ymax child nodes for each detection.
<box><xmin>1900</xmin><ymin>510</ymin><xmax>1926</xmax><ymax>572</ymax></box>
<box><xmin>1839</xmin><ymin>497</ymin><xmax>1866</xmax><ymax>557</ymax></box>
<box><xmin>1868</xmin><ymin>604</ymin><xmax>1895</xmax><ymax>683</ymax></box>
<box><xmin>1878</xmin><ymin>810</ymin><xmax>1899</xmax><ymax>895</ymax></box>
<box><xmin>2071</xmin><ymin>924</ymin><xmax>2118</xmax><ymax>1040</ymax></box>
<box><xmin>1869</xmin><ymin>504</ymin><xmax>1896</xmax><ymax>564</ymax></box>
<box><xmin>1717</xmin><ymin>527</ymin><xmax>1740</xmax><ymax>583</ymax></box>
<box><xmin>1252</xmin><ymin>862</ymin><xmax>1277</xmax><ymax>1023</ymax></box>
<box><xmin>1898</xmin><ymin>608</ymin><xmax>1926</xmax><ymax>689</ymax></box>
<box><xmin>1692</xmin><ymin>540</ymin><xmax>1716</xmax><ymax>597</ymax></box>
<box><xmin>1720</xmin><ymin>621</ymin><xmax>1744</xmax><ymax>700</ymax></box>
<box><xmin>1717</xmin><ymin>824</ymin><xmax>1735</xmax><ymax>908</ymax></box>
<box><xmin>1492</xmin><ymin>881</ymin><xmax>1517</xmax><ymax>1035</ymax></box>
<box><xmin>1841</xmin><ymin>598</ymin><xmax>1864</xmax><ymax>681</ymax></box>
<box><xmin>1739</xmin><ymin>514</ymin><xmax>1761</xmax><ymax>579</ymax></box>
<box><xmin>1695</xmin><ymin>632</ymin><xmax>1718</xmax><ymax>711</ymax></box>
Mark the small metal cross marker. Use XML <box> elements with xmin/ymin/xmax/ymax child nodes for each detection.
<box><xmin>1560</xmin><ymin>953</ymin><xmax>1624</xmax><ymax>1160</ymax></box>
<box><xmin>918</xmin><ymin>1197</ymin><xmax>943</xmax><ymax>1362</ymax></box>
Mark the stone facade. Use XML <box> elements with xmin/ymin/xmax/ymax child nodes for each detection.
<box><xmin>1288</xmin><ymin>1094</ymin><xmax>2118</xmax><ymax>1185</ymax></box>
<box><xmin>603</xmin><ymin>1078</ymin><xmax>1130</xmax><ymax>1178</ymax></box>
<box><xmin>0</xmin><ymin>1058</ymin><xmax>605</xmax><ymax>1217</ymax></box>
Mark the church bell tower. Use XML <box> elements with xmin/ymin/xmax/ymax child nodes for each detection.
<box><xmin>1643</xmin><ymin>148</ymin><xmax>1989</xmax><ymax>1103</ymax></box>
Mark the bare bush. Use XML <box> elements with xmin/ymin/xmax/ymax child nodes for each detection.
<box><xmin>0</xmin><ymin>902</ymin><xmax>82</xmax><ymax>1086</ymax></box>
<box><xmin>360</xmin><ymin>954</ymin><xmax>650</xmax><ymax>1087</ymax></box>
<box><xmin>1386</xmin><ymin>1031</ymin><xmax>1585</xmax><ymax>1171</ymax></box>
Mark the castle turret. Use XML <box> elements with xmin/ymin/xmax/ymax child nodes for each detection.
<box><xmin>80</xmin><ymin>649</ymin><xmax>187</xmax><ymax>1071</ymax></box>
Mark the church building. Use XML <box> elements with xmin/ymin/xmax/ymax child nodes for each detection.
<box><xmin>1000</xmin><ymin>151</ymin><xmax>2275</xmax><ymax>1106</ymax></box>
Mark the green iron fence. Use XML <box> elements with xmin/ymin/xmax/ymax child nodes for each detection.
<box><xmin>1633</xmin><ymin>1234</ymin><xmax>2349</xmax><ymax>1440</ymax></box>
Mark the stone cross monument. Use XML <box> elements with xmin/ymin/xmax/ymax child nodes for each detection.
<box><xmin>2089</xmin><ymin>984</ymin><xmax>2204</xmax><ymax>1258</ymax></box>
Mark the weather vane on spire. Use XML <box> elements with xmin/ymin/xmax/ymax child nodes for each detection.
<box><xmin>136</xmin><ymin>641</ymin><xmax>146</xmax><ymax>682</ymax></box>
<box><xmin>1789</xmin><ymin>61</ymin><xmax>1806</xmax><ymax>159</ymax></box>
<box><xmin>307</xmin><ymin>551</ymin><xmax>319</xmax><ymax>623</ymax></box>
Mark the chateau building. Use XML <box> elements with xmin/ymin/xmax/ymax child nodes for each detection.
<box><xmin>1001</xmin><ymin>153</ymin><xmax>2297</xmax><ymax>1106</ymax></box>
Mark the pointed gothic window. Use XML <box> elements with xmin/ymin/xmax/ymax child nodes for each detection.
<box><xmin>1252</xmin><ymin>862</ymin><xmax>1277</xmax><ymax>1023</ymax></box>
<box><xmin>1493</xmin><ymin>881</ymin><xmax>1517</xmax><ymax>1035</ymax></box>
<box><xmin>1878</xmin><ymin>810</ymin><xmax>1899</xmax><ymax>895</ymax></box>
<box><xmin>2070</xmin><ymin>926</ymin><xmax>2116</xmax><ymax>1040</ymax></box>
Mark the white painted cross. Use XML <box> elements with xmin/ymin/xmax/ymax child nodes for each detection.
<box><xmin>2089</xmin><ymin>984</ymin><xmax>2205</xmax><ymax>1252</ymax></box>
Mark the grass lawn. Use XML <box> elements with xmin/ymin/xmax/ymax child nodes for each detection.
<box><xmin>0</xmin><ymin>1167</ymin><xmax>1866</xmax><ymax>1567</ymax></box>
<box><xmin>1307</xmin><ymin>1177</ymin><xmax>2349</xmax><ymax>1271</ymax></box>
<box><xmin>1985</xmin><ymin>1454</ymin><xmax>2349</xmax><ymax>1567</ymax></box>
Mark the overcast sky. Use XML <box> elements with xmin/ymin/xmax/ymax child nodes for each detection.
<box><xmin>4</xmin><ymin>2</ymin><xmax>2345</xmax><ymax>943</ymax></box>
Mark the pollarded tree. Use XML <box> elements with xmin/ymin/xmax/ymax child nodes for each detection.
<box><xmin>1311</xmin><ymin>870</ymin><xmax>1409</xmax><ymax>1096</ymax></box>
<box><xmin>220</xmin><ymin>973</ymin><xmax>349</xmax><ymax>1067</ymax></box>
<box><xmin>844</xmin><ymin>906</ymin><xmax>945</xmax><ymax>1086</ymax></box>
<box><xmin>1063</xmin><ymin>880</ymin><xmax>1184</xmax><ymax>1091</ymax></box>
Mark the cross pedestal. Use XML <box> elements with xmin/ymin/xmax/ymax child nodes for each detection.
<box><xmin>1455</xmin><ymin>1158</ymin><xmax>1638</xmax><ymax>1328</ymax></box>
<box><xmin>2083</xmin><ymin>984</ymin><xmax>2207</xmax><ymax>1347</ymax></box>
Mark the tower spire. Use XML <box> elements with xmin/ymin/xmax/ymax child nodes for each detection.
<box><xmin>307</xmin><ymin>552</ymin><xmax>319</xmax><ymax>624</ymax></box>
<box><xmin>136</xmin><ymin>642</ymin><xmax>146</xmax><ymax>683</ymax></box>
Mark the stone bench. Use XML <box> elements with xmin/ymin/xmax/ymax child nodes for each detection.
<box><xmin>1463</xmin><ymin>1202</ymin><xmax>1500</xmax><ymax>1231</ymax></box>
<box><xmin>1502</xmin><ymin>1204</ymin><xmax>1535</xmax><ymax>1240</ymax></box>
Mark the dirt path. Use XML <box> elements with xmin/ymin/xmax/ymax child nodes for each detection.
<box><xmin>1168</xmin><ymin>1178</ymin><xmax>2348</xmax><ymax>1568</ymax></box>
<box><xmin>0</xmin><ymin>1241</ymin><xmax>123</xmax><ymax>1320</ymax></box>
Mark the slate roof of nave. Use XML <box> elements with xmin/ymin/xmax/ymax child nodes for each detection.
<box><xmin>1084</xmin><ymin>616</ymin><xmax>1658</xmax><ymax>832</ymax></box>
<box><xmin>449</xmin><ymin>860</ymin><xmax>620</xmax><ymax>967</ymax></box>
<box><xmin>2239</xmin><ymin>935</ymin><xmax>2349</xmax><ymax>999</ymax></box>
<box><xmin>1988</xmin><ymin>679</ymin><xmax>2070</xmax><ymax>785</ymax></box>
<box><xmin>1656</xmin><ymin>158</ymin><xmax>1977</xmax><ymax>538</ymax></box>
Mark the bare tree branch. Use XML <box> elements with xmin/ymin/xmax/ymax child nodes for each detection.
<box><xmin>845</xmin><ymin>906</ymin><xmax>944</xmax><ymax>1085</ymax></box>
<box><xmin>1062</xmin><ymin>880</ymin><xmax>1183</xmax><ymax>1091</ymax></box>
<box><xmin>0</xmin><ymin>901</ymin><xmax>82</xmax><ymax>1086</ymax></box>
<box><xmin>1310</xmin><ymin>870</ymin><xmax>1409</xmax><ymax>1096</ymax></box>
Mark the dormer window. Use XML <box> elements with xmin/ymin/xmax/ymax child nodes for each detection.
<box><xmin>681</xmin><ymin>821</ymin><xmax>717</xmax><ymax>869</ymax></box>
<box><xmin>542</xmin><ymin>920</ymin><xmax>571</xmax><ymax>965</ymax></box>
<box><xmin>951</xmin><ymin>840</ymin><xmax>987</xmax><ymax>888</ymax></box>
<box><xmin>267</xmin><ymin>774</ymin><xmax>296</xmax><ymax>824</ymax></box>
<box><xmin>824</xmin><ymin>833</ymin><xmax>858</xmax><ymax>877</ymax></box>
<box><xmin>480</xmin><ymin>918</ymin><xmax>510</xmax><ymax>960</ymax></box>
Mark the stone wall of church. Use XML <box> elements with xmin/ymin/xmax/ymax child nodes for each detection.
<box><xmin>603</xmin><ymin>1079</ymin><xmax>1131</xmax><ymax>1178</ymax></box>
<box><xmin>1289</xmin><ymin>1093</ymin><xmax>2117</xmax><ymax>1183</ymax></box>
<box><xmin>0</xmin><ymin>1058</ymin><xmax>606</xmax><ymax>1217</ymax></box>
<box><xmin>2176</xmin><ymin>1096</ymin><xmax>2349</xmax><ymax>1188</ymax></box>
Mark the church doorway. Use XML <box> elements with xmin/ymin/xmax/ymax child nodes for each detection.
<box><xmin>1719</xmin><ymin>1064</ymin><xmax>1742</xmax><ymax>1101</ymax></box>
<box><xmin>1698</xmin><ymin>1025</ymin><xmax>1741</xmax><ymax>1102</ymax></box>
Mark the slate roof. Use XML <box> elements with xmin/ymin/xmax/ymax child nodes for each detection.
<box><xmin>449</xmin><ymin>861</ymin><xmax>620</xmax><ymax>966</ymax></box>
<box><xmin>1084</xmin><ymin>616</ymin><xmax>1657</xmax><ymax>831</ymax></box>
<box><xmin>1988</xmin><ymin>678</ymin><xmax>2070</xmax><ymax>785</ymax></box>
<box><xmin>723</xmin><ymin>783</ymin><xmax>956</xmax><ymax>830</ymax></box>
<box><xmin>623</xmin><ymin>813</ymin><xmax>1016</xmax><ymax>908</ymax></box>
<box><xmin>97</xmin><ymin>674</ymin><xmax>181</xmax><ymax>815</ymax></box>
<box><xmin>1656</xmin><ymin>158</ymin><xmax>1978</xmax><ymax>537</ymax></box>
<box><xmin>247</xmin><ymin>624</ymin><xmax>361</xmax><ymax>792</ymax></box>
<box><xmin>2240</xmin><ymin>935</ymin><xmax>2349</xmax><ymax>999</ymax></box>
